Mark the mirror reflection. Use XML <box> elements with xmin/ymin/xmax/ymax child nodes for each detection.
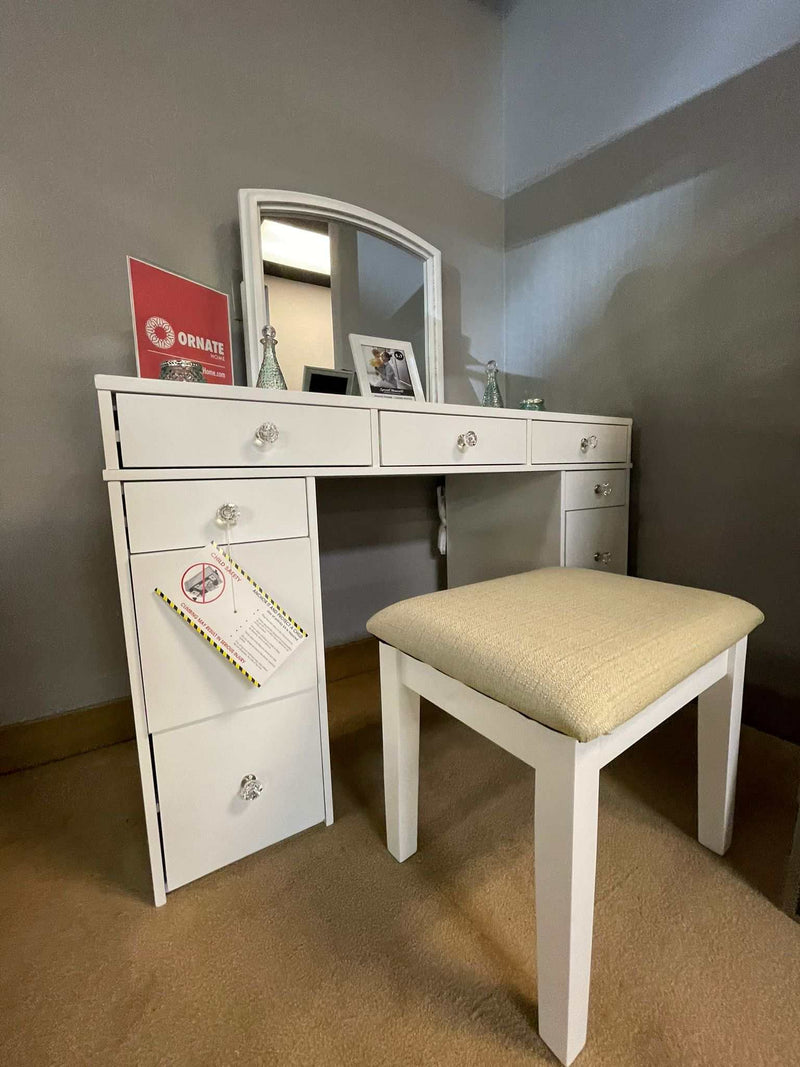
<box><xmin>259</xmin><ymin>212</ymin><xmax>427</xmax><ymax>396</ymax></box>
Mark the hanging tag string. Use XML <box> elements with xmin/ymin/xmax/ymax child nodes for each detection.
<box><xmin>216</xmin><ymin>504</ymin><xmax>240</xmax><ymax>614</ymax></box>
<box><xmin>225</xmin><ymin>522</ymin><xmax>237</xmax><ymax>614</ymax></box>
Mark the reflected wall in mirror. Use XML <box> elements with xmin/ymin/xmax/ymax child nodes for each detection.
<box><xmin>239</xmin><ymin>191</ymin><xmax>443</xmax><ymax>401</ymax></box>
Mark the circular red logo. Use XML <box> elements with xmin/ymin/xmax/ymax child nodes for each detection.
<box><xmin>181</xmin><ymin>562</ymin><xmax>226</xmax><ymax>604</ymax></box>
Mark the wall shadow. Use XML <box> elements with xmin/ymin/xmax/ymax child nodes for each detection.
<box><xmin>505</xmin><ymin>42</ymin><xmax>800</xmax><ymax>247</ymax></box>
<box><xmin>503</xmin><ymin>42</ymin><xmax>800</xmax><ymax>737</ymax></box>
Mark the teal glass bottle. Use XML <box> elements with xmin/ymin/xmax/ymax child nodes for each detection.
<box><xmin>481</xmin><ymin>359</ymin><xmax>503</xmax><ymax>408</ymax></box>
<box><xmin>256</xmin><ymin>325</ymin><xmax>287</xmax><ymax>390</ymax></box>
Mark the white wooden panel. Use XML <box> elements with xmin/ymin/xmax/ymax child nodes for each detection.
<box><xmin>531</xmin><ymin>422</ymin><xmax>628</xmax><ymax>464</ymax></box>
<box><xmin>154</xmin><ymin>690</ymin><xmax>325</xmax><ymax>890</ymax></box>
<box><xmin>131</xmin><ymin>539</ymin><xmax>317</xmax><ymax>733</ymax></box>
<box><xmin>564</xmin><ymin>507</ymin><xmax>628</xmax><ymax>573</ymax></box>
<box><xmin>125</xmin><ymin>478</ymin><xmax>308</xmax><ymax>553</ymax></box>
<box><xmin>379</xmin><ymin>410</ymin><xmax>526</xmax><ymax>466</ymax></box>
<box><xmin>117</xmin><ymin>393</ymin><xmax>373</xmax><ymax>468</ymax></box>
<box><xmin>563</xmin><ymin>469</ymin><xmax>628</xmax><ymax>510</ymax></box>
<box><xmin>107</xmin><ymin>483</ymin><xmax>167</xmax><ymax>906</ymax></box>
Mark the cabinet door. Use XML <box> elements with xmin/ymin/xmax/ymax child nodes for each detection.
<box><xmin>154</xmin><ymin>691</ymin><xmax>325</xmax><ymax>890</ymax></box>
<box><xmin>564</xmin><ymin>506</ymin><xmax>628</xmax><ymax>574</ymax></box>
<box><xmin>131</xmin><ymin>538</ymin><xmax>318</xmax><ymax>733</ymax></box>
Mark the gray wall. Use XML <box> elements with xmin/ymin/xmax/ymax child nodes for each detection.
<box><xmin>503</xmin><ymin>1</ymin><xmax>800</xmax><ymax>738</ymax></box>
<box><xmin>0</xmin><ymin>0</ymin><xmax>503</xmax><ymax>725</ymax></box>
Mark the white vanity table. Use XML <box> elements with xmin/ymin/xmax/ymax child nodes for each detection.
<box><xmin>96</xmin><ymin>374</ymin><xmax>632</xmax><ymax>905</ymax></box>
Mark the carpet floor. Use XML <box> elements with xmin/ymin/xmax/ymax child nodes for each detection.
<box><xmin>1</xmin><ymin>671</ymin><xmax>799</xmax><ymax>1067</ymax></box>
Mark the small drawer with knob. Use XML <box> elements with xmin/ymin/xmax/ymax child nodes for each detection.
<box><xmin>564</xmin><ymin>506</ymin><xmax>628</xmax><ymax>574</ymax></box>
<box><xmin>530</xmin><ymin>420</ymin><xmax>629</xmax><ymax>464</ymax></box>
<box><xmin>152</xmin><ymin>689</ymin><xmax>325</xmax><ymax>890</ymax></box>
<box><xmin>131</xmin><ymin>537</ymin><xmax>318</xmax><ymax>733</ymax></box>
<box><xmin>115</xmin><ymin>393</ymin><xmax>373</xmax><ymax>468</ymax></box>
<box><xmin>124</xmin><ymin>478</ymin><xmax>309</xmax><ymax>553</ymax></box>
<box><xmin>563</xmin><ymin>469</ymin><xmax>628</xmax><ymax>511</ymax></box>
<box><xmin>378</xmin><ymin>410</ymin><xmax>527</xmax><ymax>467</ymax></box>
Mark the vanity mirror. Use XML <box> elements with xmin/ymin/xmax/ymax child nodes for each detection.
<box><xmin>238</xmin><ymin>190</ymin><xmax>443</xmax><ymax>401</ymax></box>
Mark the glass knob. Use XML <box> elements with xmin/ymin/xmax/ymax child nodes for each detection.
<box><xmin>239</xmin><ymin>774</ymin><xmax>263</xmax><ymax>801</ymax></box>
<box><xmin>580</xmin><ymin>435</ymin><xmax>598</xmax><ymax>453</ymax></box>
<box><xmin>594</xmin><ymin>482</ymin><xmax>612</xmax><ymax>497</ymax></box>
<box><xmin>254</xmin><ymin>422</ymin><xmax>279</xmax><ymax>446</ymax></box>
<box><xmin>216</xmin><ymin>503</ymin><xmax>240</xmax><ymax>526</ymax></box>
<box><xmin>456</xmin><ymin>430</ymin><xmax>478</xmax><ymax>451</ymax></box>
<box><xmin>594</xmin><ymin>551</ymin><xmax>612</xmax><ymax>565</ymax></box>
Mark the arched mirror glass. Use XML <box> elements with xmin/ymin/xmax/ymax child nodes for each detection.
<box><xmin>239</xmin><ymin>191</ymin><xmax>443</xmax><ymax>401</ymax></box>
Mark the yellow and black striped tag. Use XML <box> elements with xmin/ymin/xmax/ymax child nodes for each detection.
<box><xmin>153</xmin><ymin>589</ymin><xmax>261</xmax><ymax>687</ymax></box>
<box><xmin>212</xmin><ymin>542</ymin><xmax>309</xmax><ymax>637</ymax></box>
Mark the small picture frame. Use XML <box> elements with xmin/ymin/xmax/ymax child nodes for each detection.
<box><xmin>348</xmin><ymin>334</ymin><xmax>424</xmax><ymax>401</ymax></box>
<box><xmin>301</xmin><ymin>366</ymin><xmax>355</xmax><ymax>395</ymax></box>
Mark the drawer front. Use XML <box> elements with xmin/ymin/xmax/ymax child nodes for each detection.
<box><xmin>131</xmin><ymin>538</ymin><xmax>318</xmax><ymax>733</ymax></box>
<box><xmin>379</xmin><ymin>411</ymin><xmax>527</xmax><ymax>466</ymax></box>
<box><xmin>531</xmin><ymin>421</ymin><xmax>628</xmax><ymax>464</ymax></box>
<box><xmin>125</xmin><ymin>478</ymin><xmax>308</xmax><ymax>553</ymax></box>
<box><xmin>154</xmin><ymin>691</ymin><xmax>325</xmax><ymax>890</ymax></box>
<box><xmin>563</xmin><ymin>469</ymin><xmax>628</xmax><ymax>511</ymax></box>
<box><xmin>565</xmin><ymin>506</ymin><xmax>628</xmax><ymax>574</ymax></box>
<box><xmin>117</xmin><ymin>393</ymin><xmax>372</xmax><ymax>468</ymax></box>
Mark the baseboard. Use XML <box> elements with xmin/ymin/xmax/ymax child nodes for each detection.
<box><xmin>324</xmin><ymin>636</ymin><xmax>379</xmax><ymax>682</ymax></box>
<box><xmin>0</xmin><ymin>637</ymin><xmax>381</xmax><ymax>775</ymax></box>
<box><xmin>0</xmin><ymin>699</ymin><xmax>136</xmax><ymax>775</ymax></box>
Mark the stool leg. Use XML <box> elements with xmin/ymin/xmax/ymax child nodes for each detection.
<box><xmin>698</xmin><ymin>637</ymin><xmax>747</xmax><ymax>855</ymax></box>
<box><xmin>534</xmin><ymin>745</ymin><xmax>599</xmax><ymax>1066</ymax></box>
<box><xmin>380</xmin><ymin>643</ymin><xmax>421</xmax><ymax>862</ymax></box>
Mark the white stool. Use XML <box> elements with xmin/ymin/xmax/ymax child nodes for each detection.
<box><xmin>367</xmin><ymin>568</ymin><xmax>763</xmax><ymax>1065</ymax></box>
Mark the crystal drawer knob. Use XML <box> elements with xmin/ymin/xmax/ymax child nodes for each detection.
<box><xmin>239</xmin><ymin>774</ymin><xmax>263</xmax><ymax>801</ymax></box>
<box><xmin>254</xmin><ymin>421</ymin><xmax>279</xmax><ymax>446</ymax></box>
<box><xmin>216</xmin><ymin>502</ymin><xmax>240</xmax><ymax>526</ymax></box>
<box><xmin>594</xmin><ymin>482</ymin><xmax>612</xmax><ymax>497</ymax></box>
<box><xmin>594</xmin><ymin>551</ymin><xmax>613</xmax><ymax>565</ymax></box>
<box><xmin>456</xmin><ymin>430</ymin><xmax>478</xmax><ymax>451</ymax></box>
<box><xmin>580</xmin><ymin>435</ymin><xmax>598</xmax><ymax>453</ymax></box>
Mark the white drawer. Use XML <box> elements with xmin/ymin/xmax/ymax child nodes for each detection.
<box><xmin>379</xmin><ymin>410</ymin><xmax>527</xmax><ymax>466</ymax></box>
<box><xmin>531</xmin><ymin>421</ymin><xmax>628</xmax><ymax>464</ymax></box>
<box><xmin>116</xmin><ymin>393</ymin><xmax>373</xmax><ymax>468</ymax></box>
<box><xmin>131</xmin><ymin>538</ymin><xmax>318</xmax><ymax>733</ymax></box>
<box><xmin>565</xmin><ymin>506</ymin><xmax>628</xmax><ymax>574</ymax></box>
<box><xmin>154</xmin><ymin>690</ymin><xmax>325</xmax><ymax>890</ymax></box>
<box><xmin>563</xmin><ymin>469</ymin><xmax>628</xmax><ymax>511</ymax></box>
<box><xmin>125</xmin><ymin>478</ymin><xmax>308</xmax><ymax>553</ymax></box>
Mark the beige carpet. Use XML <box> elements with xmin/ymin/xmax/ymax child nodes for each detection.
<box><xmin>1</xmin><ymin>671</ymin><xmax>799</xmax><ymax>1067</ymax></box>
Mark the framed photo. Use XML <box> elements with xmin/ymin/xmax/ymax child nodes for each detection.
<box><xmin>302</xmin><ymin>366</ymin><xmax>355</xmax><ymax>395</ymax></box>
<box><xmin>348</xmin><ymin>335</ymin><xmax>424</xmax><ymax>401</ymax></box>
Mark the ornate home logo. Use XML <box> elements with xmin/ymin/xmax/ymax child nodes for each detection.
<box><xmin>145</xmin><ymin>316</ymin><xmax>175</xmax><ymax>350</ymax></box>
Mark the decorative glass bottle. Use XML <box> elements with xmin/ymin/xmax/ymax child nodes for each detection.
<box><xmin>256</xmin><ymin>325</ymin><xmax>287</xmax><ymax>390</ymax></box>
<box><xmin>480</xmin><ymin>359</ymin><xmax>503</xmax><ymax>408</ymax></box>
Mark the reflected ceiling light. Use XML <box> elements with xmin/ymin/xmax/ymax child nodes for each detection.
<box><xmin>261</xmin><ymin>220</ymin><xmax>331</xmax><ymax>275</ymax></box>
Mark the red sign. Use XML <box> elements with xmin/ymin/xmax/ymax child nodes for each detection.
<box><xmin>127</xmin><ymin>258</ymin><xmax>233</xmax><ymax>384</ymax></box>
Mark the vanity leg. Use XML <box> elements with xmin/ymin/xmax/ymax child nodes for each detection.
<box><xmin>306</xmin><ymin>477</ymin><xmax>334</xmax><ymax>825</ymax></box>
<box><xmin>380</xmin><ymin>643</ymin><xmax>421</xmax><ymax>862</ymax></box>
<box><xmin>107</xmin><ymin>482</ymin><xmax>167</xmax><ymax>906</ymax></box>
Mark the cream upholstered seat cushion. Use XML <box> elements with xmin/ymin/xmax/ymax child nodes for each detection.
<box><xmin>366</xmin><ymin>568</ymin><xmax>763</xmax><ymax>743</ymax></box>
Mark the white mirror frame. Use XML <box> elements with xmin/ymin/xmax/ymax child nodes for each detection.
<box><xmin>238</xmin><ymin>189</ymin><xmax>444</xmax><ymax>402</ymax></box>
